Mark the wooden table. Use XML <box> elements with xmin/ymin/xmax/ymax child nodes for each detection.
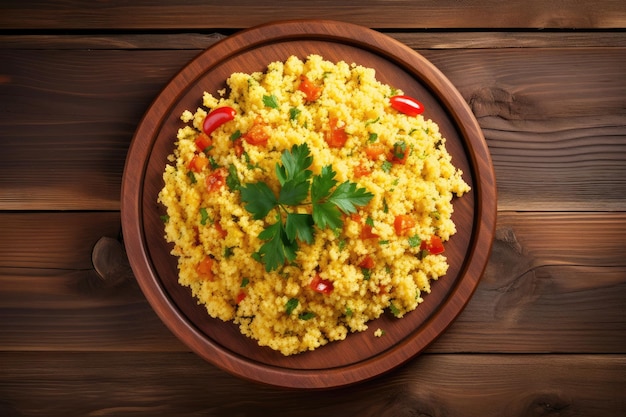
<box><xmin>1</xmin><ymin>1</ymin><xmax>625</xmax><ymax>415</ymax></box>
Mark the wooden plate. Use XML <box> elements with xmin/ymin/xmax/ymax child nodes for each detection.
<box><xmin>121</xmin><ymin>20</ymin><xmax>496</xmax><ymax>389</ymax></box>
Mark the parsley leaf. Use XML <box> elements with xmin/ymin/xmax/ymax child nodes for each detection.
<box><xmin>263</xmin><ymin>94</ymin><xmax>279</xmax><ymax>109</ymax></box>
<box><xmin>299</xmin><ymin>312</ymin><xmax>315</xmax><ymax>320</ymax></box>
<box><xmin>240</xmin><ymin>143</ymin><xmax>372</xmax><ymax>271</ymax></box>
<box><xmin>310</xmin><ymin>165</ymin><xmax>337</xmax><ymax>202</ymax></box>
<box><xmin>257</xmin><ymin>218</ymin><xmax>297</xmax><ymax>271</ymax></box>
<box><xmin>285</xmin><ymin>298</ymin><xmax>299</xmax><ymax>315</ymax></box>
<box><xmin>226</xmin><ymin>163</ymin><xmax>241</xmax><ymax>191</ymax></box>
<box><xmin>328</xmin><ymin>181</ymin><xmax>374</xmax><ymax>215</ymax></box>
<box><xmin>239</xmin><ymin>182</ymin><xmax>277</xmax><ymax>219</ymax></box>
<box><xmin>278</xmin><ymin>179</ymin><xmax>310</xmax><ymax>206</ymax></box>
<box><xmin>312</xmin><ymin>200</ymin><xmax>343</xmax><ymax>230</ymax></box>
<box><xmin>285</xmin><ymin>213</ymin><xmax>314</xmax><ymax>244</ymax></box>
<box><xmin>276</xmin><ymin>143</ymin><xmax>313</xmax><ymax>185</ymax></box>
<box><xmin>199</xmin><ymin>207</ymin><xmax>210</xmax><ymax>225</ymax></box>
<box><xmin>289</xmin><ymin>107</ymin><xmax>301</xmax><ymax>121</ymax></box>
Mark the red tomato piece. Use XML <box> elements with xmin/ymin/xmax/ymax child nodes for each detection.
<box><xmin>233</xmin><ymin>138</ymin><xmax>244</xmax><ymax>157</ymax></box>
<box><xmin>389</xmin><ymin>141</ymin><xmax>409</xmax><ymax>164</ymax></box>
<box><xmin>326</xmin><ymin>116</ymin><xmax>348</xmax><ymax>148</ymax></box>
<box><xmin>206</xmin><ymin>168</ymin><xmax>227</xmax><ymax>193</ymax></box>
<box><xmin>421</xmin><ymin>235</ymin><xmax>445</xmax><ymax>255</ymax></box>
<box><xmin>243</xmin><ymin>119</ymin><xmax>269</xmax><ymax>146</ymax></box>
<box><xmin>389</xmin><ymin>95</ymin><xmax>424</xmax><ymax>117</ymax></box>
<box><xmin>361</xmin><ymin>224</ymin><xmax>379</xmax><ymax>240</ymax></box>
<box><xmin>364</xmin><ymin>142</ymin><xmax>386</xmax><ymax>160</ymax></box>
<box><xmin>195</xmin><ymin>133</ymin><xmax>213</xmax><ymax>153</ymax></box>
<box><xmin>196</xmin><ymin>256</ymin><xmax>214</xmax><ymax>280</ymax></box>
<box><xmin>214</xmin><ymin>220</ymin><xmax>227</xmax><ymax>239</ymax></box>
<box><xmin>298</xmin><ymin>75</ymin><xmax>322</xmax><ymax>102</ymax></box>
<box><xmin>354</xmin><ymin>162</ymin><xmax>371</xmax><ymax>178</ymax></box>
<box><xmin>394</xmin><ymin>214</ymin><xmax>416</xmax><ymax>236</ymax></box>
<box><xmin>236</xmin><ymin>290</ymin><xmax>246</xmax><ymax>304</ymax></box>
<box><xmin>359</xmin><ymin>255</ymin><xmax>376</xmax><ymax>269</ymax></box>
<box><xmin>188</xmin><ymin>154</ymin><xmax>209</xmax><ymax>173</ymax></box>
<box><xmin>310</xmin><ymin>274</ymin><xmax>334</xmax><ymax>295</ymax></box>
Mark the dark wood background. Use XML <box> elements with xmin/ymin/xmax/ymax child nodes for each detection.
<box><xmin>1</xmin><ymin>1</ymin><xmax>625</xmax><ymax>416</ymax></box>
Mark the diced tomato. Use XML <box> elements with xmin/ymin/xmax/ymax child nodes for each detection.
<box><xmin>188</xmin><ymin>154</ymin><xmax>209</xmax><ymax>173</ymax></box>
<box><xmin>243</xmin><ymin>118</ymin><xmax>269</xmax><ymax>146</ymax></box>
<box><xmin>195</xmin><ymin>133</ymin><xmax>212</xmax><ymax>153</ymax></box>
<box><xmin>196</xmin><ymin>256</ymin><xmax>214</xmax><ymax>280</ymax></box>
<box><xmin>236</xmin><ymin>290</ymin><xmax>247</xmax><ymax>304</ymax></box>
<box><xmin>389</xmin><ymin>141</ymin><xmax>409</xmax><ymax>164</ymax></box>
<box><xmin>421</xmin><ymin>235</ymin><xmax>445</xmax><ymax>255</ymax></box>
<box><xmin>361</xmin><ymin>224</ymin><xmax>379</xmax><ymax>240</ymax></box>
<box><xmin>298</xmin><ymin>75</ymin><xmax>322</xmax><ymax>102</ymax></box>
<box><xmin>233</xmin><ymin>138</ymin><xmax>244</xmax><ymax>157</ymax></box>
<box><xmin>326</xmin><ymin>116</ymin><xmax>348</xmax><ymax>148</ymax></box>
<box><xmin>354</xmin><ymin>162</ymin><xmax>371</xmax><ymax>178</ymax></box>
<box><xmin>214</xmin><ymin>220</ymin><xmax>227</xmax><ymax>239</ymax></box>
<box><xmin>206</xmin><ymin>167</ymin><xmax>227</xmax><ymax>192</ymax></box>
<box><xmin>309</xmin><ymin>274</ymin><xmax>334</xmax><ymax>295</ymax></box>
<box><xmin>394</xmin><ymin>214</ymin><xmax>416</xmax><ymax>236</ymax></box>
<box><xmin>359</xmin><ymin>255</ymin><xmax>376</xmax><ymax>269</ymax></box>
<box><xmin>364</xmin><ymin>142</ymin><xmax>386</xmax><ymax>160</ymax></box>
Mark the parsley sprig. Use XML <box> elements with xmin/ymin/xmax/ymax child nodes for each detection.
<box><xmin>239</xmin><ymin>143</ymin><xmax>373</xmax><ymax>271</ymax></box>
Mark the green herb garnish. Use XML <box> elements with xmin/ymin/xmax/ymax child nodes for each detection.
<box><xmin>289</xmin><ymin>107</ymin><xmax>301</xmax><ymax>121</ymax></box>
<box><xmin>239</xmin><ymin>143</ymin><xmax>373</xmax><ymax>271</ymax></box>
<box><xmin>263</xmin><ymin>94</ymin><xmax>279</xmax><ymax>109</ymax></box>
<box><xmin>298</xmin><ymin>312</ymin><xmax>315</xmax><ymax>320</ymax></box>
<box><xmin>389</xmin><ymin>303</ymin><xmax>401</xmax><ymax>317</ymax></box>
<box><xmin>199</xmin><ymin>207</ymin><xmax>210</xmax><ymax>225</ymax></box>
<box><xmin>285</xmin><ymin>298</ymin><xmax>299</xmax><ymax>315</ymax></box>
<box><xmin>408</xmin><ymin>235</ymin><xmax>421</xmax><ymax>248</ymax></box>
<box><xmin>226</xmin><ymin>163</ymin><xmax>241</xmax><ymax>191</ymax></box>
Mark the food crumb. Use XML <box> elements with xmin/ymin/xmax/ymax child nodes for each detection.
<box><xmin>374</xmin><ymin>328</ymin><xmax>385</xmax><ymax>337</ymax></box>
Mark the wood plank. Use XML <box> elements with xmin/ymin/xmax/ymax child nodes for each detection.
<box><xmin>0</xmin><ymin>268</ymin><xmax>185</xmax><ymax>352</ymax></box>
<box><xmin>1</xmin><ymin>47</ymin><xmax>624</xmax><ymax>211</ymax></box>
<box><xmin>1</xmin><ymin>0</ymin><xmax>625</xmax><ymax>30</ymax></box>
<box><xmin>1</xmin><ymin>212</ymin><xmax>624</xmax><ymax>353</ymax></box>
<box><xmin>0</xmin><ymin>49</ymin><xmax>199</xmax><ymax>211</ymax></box>
<box><xmin>3</xmin><ymin>32</ymin><xmax>626</xmax><ymax>50</ymax></box>
<box><xmin>1</xmin><ymin>264</ymin><xmax>623</xmax><ymax>353</ymax></box>
<box><xmin>0</xmin><ymin>352</ymin><xmax>624</xmax><ymax>416</ymax></box>
<box><xmin>0</xmin><ymin>212</ymin><xmax>121</xmax><ymax>269</ymax></box>
<box><xmin>5</xmin><ymin>211</ymin><xmax>624</xmax><ymax>271</ymax></box>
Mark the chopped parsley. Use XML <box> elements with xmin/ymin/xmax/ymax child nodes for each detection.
<box><xmin>262</xmin><ymin>94</ymin><xmax>279</xmax><ymax>109</ymax></box>
<box><xmin>285</xmin><ymin>298</ymin><xmax>299</xmax><ymax>315</ymax></box>
<box><xmin>298</xmin><ymin>312</ymin><xmax>315</xmax><ymax>321</ymax></box>
<box><xmin>199</xmin><ymin>207</ymin><xmax>210</xmax><ymax>225</ymax></box>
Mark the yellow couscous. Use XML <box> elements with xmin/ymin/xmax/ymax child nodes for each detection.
<box><xmin>158</xmin><ymin>54</ymin><xmax>470</xmax><ymax>355</ymax></box>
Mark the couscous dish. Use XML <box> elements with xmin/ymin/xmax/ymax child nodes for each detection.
<box><xmin>158</xmin><ymin>54</ymin><xmax>470</xmax><ymax>355</ymax></box>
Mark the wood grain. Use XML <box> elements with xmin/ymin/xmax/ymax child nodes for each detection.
<box><xmin>0</xmin><ymin>352</ymin><xmax>624</xmax><ymax>416</ymax></box>
<box><xmin>1</xmin><ymin>212</ymin><xmax>624</xmax><ymax>353</ymax></box>
<box><xmin>3</xmin><ymin>32</ymin><xmax>626</xmax><ymax>50</ymax></box>
<box><xmin>1</xmin><ymin>41</ymin><xmax>624</xmax><ymax>211</ymax></box>
<box><xmin>1</xmin><ymin>0</ymin><xmax>625</xmax><ymax>30</ymax></box>
<box><xmin>1</xmin><ymin>4</ymin><xmax>625</xmax><ymax>412</ymax></box>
